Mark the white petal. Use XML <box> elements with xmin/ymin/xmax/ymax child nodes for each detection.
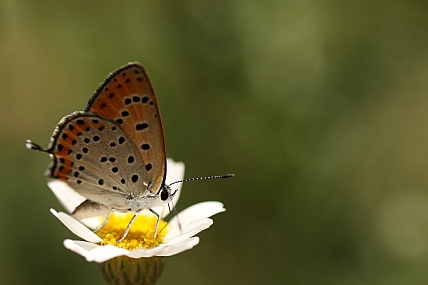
<box><xmin>64</xmin><ymin>240</ymin><xmax>129</xmax><ymax>263</ymax></box>
<box><xmin>165</xmin><ymin>158</ymin><xmax>185</xmax><ymax>187</ymax></box>
<box><xmin>126</xmin><ymin>237</ymin><xmax>200</xmax><ymax>258</ymax></box>
<box><xmin>48</xmin><ymin>180</ymin><xmax>86</xmax><ymax>213</ymax></box>
<box><xmin>79</xmin><ymin>216</ymin><xmax>104</xmax><ymax>230</ymax></box>
<box><xmin>50</xmin><ymin>209</ymin><xmax>102</xmax><ymax>243</ymax></box>
<box><xmin>153</xmin><ymin>158</ymin><xmax>185</xmax><ymax>218</ymax></box>
<box><xmin>157</xmin><ymin>237</ymin><xmax>200</xmax><ymax>256</ymax></box>
<box><xmin>65</xmin><ymin>240</ymin><xmax>99</xmax><ymax>251</ymax></box>
<box><xmin>169</xmin><ymin>201</ymin><xmax>225</xmax><ymax>227</ymax></box>
<box><xmin>165</xmin><ymin>218</ymin><xmax>213</xmax><ymax>243</ymax></box>
<box><xmin>126</xmin><ymin>245</ymin><xmax>166</xmax><ymax>258</ymax></box>
<box><xmin>166</xmin><ymin>159</ymin><xmax>184</xmax><ymax>213</ymax></box>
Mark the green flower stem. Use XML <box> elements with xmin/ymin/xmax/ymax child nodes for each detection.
<box><xmin>100</xmin><ymin>256</ymin><xmax>166</xmax><ymax>285</ymax></box>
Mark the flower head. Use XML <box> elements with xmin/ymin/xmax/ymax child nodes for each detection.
<box><xmin>48</xmin><ymin>159</ymin><xmax>225</xmax><ymax>263</ymax></box>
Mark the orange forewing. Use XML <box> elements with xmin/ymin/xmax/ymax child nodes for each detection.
<box><xmin>85</xmin><ymin>63</ymin><xmax>166</xmax><ymax>194</ymax></box>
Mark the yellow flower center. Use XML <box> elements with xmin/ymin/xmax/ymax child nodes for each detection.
<box><xmin>96</xmin><ymin>213</ymin><xmax>169</xmax><ymax>250</ymax></box>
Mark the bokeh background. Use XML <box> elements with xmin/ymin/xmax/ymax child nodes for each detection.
<box><xmin>2</xmin><ymin>1</ymin><xmax>428</xmax><ymax>284</ymax></box>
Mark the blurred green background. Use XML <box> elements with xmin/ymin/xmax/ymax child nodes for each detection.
<box><xmin>2</xmin><ymin>1</ymin><xmax>428</xmax><ymax>284</ymax></box>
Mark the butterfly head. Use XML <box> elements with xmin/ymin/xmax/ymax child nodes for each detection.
<box><xmin>152</xmin><ymin>183</ymin><xmax>175</xmax><ymax>207</ymax></box>
<box><xmin>124</xmin><ymin>183</ymin><xmax>175</xmax><ymax>211</ymax></box>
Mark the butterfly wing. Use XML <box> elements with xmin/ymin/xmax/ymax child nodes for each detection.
<box><xmin>45</xmin><ymin>112</ymin><xmax>148</xmax><ymax>210</ymax></box>
<box><xmin>43</xmin><ymin>62</ymin><xmax>166</xmax><ymax>211</ymax></box>
<box><xmin>85</xmin><ymin>63</ymin><xmax>166</xmax><ymax>195</ymax></box>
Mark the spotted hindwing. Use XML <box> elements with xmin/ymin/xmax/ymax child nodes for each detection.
<box><xmin>45</xmin><ymin>113</ymin><xmax>150</xmax><ymax>209</ymax></box>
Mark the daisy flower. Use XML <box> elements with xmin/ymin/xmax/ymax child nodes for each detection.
<box><xmin>48</xmin><ymin>159</ymin><xmax>225</xmax><ymax>283</ymax></box>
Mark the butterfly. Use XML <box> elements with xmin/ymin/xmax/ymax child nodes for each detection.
<box><xmin>27</xmin><ymin>62</ymin><xmax>233</xmax><ymax>241</ymax></box>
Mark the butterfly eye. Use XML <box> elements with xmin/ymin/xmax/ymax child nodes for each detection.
<box><xmin>160</xmin><ymin>189</ymin><xmax>169</xmax><ymax>201</ymax></box>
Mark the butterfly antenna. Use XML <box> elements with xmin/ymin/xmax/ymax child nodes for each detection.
<box><xmin>170</xmin><ymin>192</ymin><xmax>182</xmax><ymax>231</ymax></box>
<box><xmin>26</xmin><ymin>140</ymin><xmax>50</xmax><ymax>153</ymax></box>
<box><xmin>160</xmin><ymin>175</ymin><xmax>234</xmax><ymax>236</ymax></box>
<box><xmin>168</xmin><ymin>173</ymin><xmax>234</xmax><ymax>187</ymax></box>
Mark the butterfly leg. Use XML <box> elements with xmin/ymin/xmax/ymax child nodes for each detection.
<box><xmin>169</xmin><ymin>191</ymin><xmax>182</xmax><ymax>232</ymax></box>
<box><xmin>118</xmin><ymin>211</ymin><xmax>140</xmax><ymax>242</ymax></box>
<box><xmin>149</xmin><ymin>208</ymin><xmax>161</xmax><ymax>240</ymax></box>
<box><xmin>92</xmin><ymin>208</ymin><xmax>114</xmax><ymax>233</ymax></box>
<box><xmin>158</xmin><ymin>196</ymin><xmax>182</xmax><ymax>236</ymax></box>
